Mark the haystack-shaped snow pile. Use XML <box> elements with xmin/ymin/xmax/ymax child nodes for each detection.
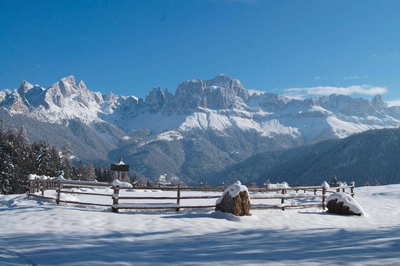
<box><xmin>326</xmin><ymin>192</ymin><xmax>365</xmax><ymax>216</ymax></box>
<box><xmin>215</xmin><ymin>181</ymin><xmax>251</xmax><ymax>216</ymax></box>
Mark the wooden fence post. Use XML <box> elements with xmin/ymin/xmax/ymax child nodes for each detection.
<box><xmin>41</xmin><ymin>180</ymin><xmax>45</xmax><ymax>197</ymax></box>
<box><xmin>56</xmin><ymin>181</ymin><xmax>62</xmax><ymax>205</ymax></box>
<box><xmin>176</xmin><ymin>184</ymin><xmax>181</xmax><ymax>212</ymax></box>
<box><xmin>322</xmin><ymin>187</ymin><xmax>327</xmax><ymax>210</ymax></box>
<box><xmin>112</xmin><ymin>186</ymin><xmax>120</xmax><ymax>213</ymax></box>
<box><xmin>28</xmin><ymin>180</ymin><xmax>33</xmax><ymax>194</ymax></box>
<box><xmin>281</xmin><ymin>189</ymin><xmax>286</xmax><ymax>211</ymax></box>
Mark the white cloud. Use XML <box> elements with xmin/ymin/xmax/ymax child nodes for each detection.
<box><xmin>343</xmin><ymin>75</ymin><xmax>368</xmax><ymax>80</ymax></box>
<box><xmin>283</xmin><ymin>85</ymin><xmax>387</xmax><ymax>100</ymax></box>
<box><xmin>248</xmin><ymin>89</ymin><xmax>267</xmax><ymax>95</ymax></box>
<box><xmin>387</xmin><ymin>99</ymin><xmax>400</xmax><ymax>107</ymax></box>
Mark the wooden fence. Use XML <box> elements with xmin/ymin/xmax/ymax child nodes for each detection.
<box><xmin>110</xmin><ymin>186</ymin><xmax>224</xmax><ymax>212</ymax></box>
<box><xmin>27</xmin><ymin>180</ymin><xmax>355</xmax><ymax>213</ymax></box>
<box><xmin>249</xmin><ymin>185</ymin><xmax>354</xmax><ymax>211</ymax></box>
<box><xmin>28</xmin><ymin>179</ymin><xmax>59</xmax><ymax>199</ymax></box>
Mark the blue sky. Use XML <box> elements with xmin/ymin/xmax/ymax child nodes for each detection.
<box><xmin>1</xmin><ymin>0</ymin><xmax>400</xmax><ymax>105</ymax></box>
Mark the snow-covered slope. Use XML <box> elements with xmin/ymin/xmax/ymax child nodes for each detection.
<box><xmin>1</xmin><ymin>184</ymin><xmax>400</xmax><ymax>265</ymax></box>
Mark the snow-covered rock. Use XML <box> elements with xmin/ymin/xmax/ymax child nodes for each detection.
<box><xmin>326</xmin><ymin>192</ymin><xmax>365</xmax><ymax>216</ymax></box>
<box><xmin>216</xmin><ymin>181</ymin><xmax>251</xmax><ymax>216</ymax></box>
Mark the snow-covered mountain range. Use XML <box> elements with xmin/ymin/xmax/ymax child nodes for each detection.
<box><xmin>1</xmin><ymin>74</ymin><xmax>400</xmax><ymax>183</ymax></box>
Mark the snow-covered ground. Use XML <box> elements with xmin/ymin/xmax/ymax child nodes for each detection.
<box><xmin>1</xmin><ymin>184</ymin><xmax>400</xmax><ymax>266</ymax></box>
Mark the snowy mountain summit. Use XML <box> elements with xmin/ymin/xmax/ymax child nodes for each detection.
<box><xmin>1</xmin><ymin>74</ymin><xmax>400</xmax><ymax>181</ymax></box>
<box><xmin>2</xmin><ymin>74</ymin><xmax>398</xmax><ymax>142</ymax></box>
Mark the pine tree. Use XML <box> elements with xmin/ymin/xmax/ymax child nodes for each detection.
<box><xmin>86</xmin><ymin>163</ymin><xmax>96</xmax><ymax>181</ymax></box>
<box><xmin>77</xmin><ymin>161</ymin><xmax>85</xmax><ymax>180</ymax></box>
<box><xmin>50</xmin><ymin>146</ymin><xmax>62</xmax><ymax>177</ymax></box>
<box><xmin>95</xmin><ymin>167</ymin><xmax>104</xmax><ymax>181</ymax></box>
<box><xmin>32</xmin><ymin>141</ymin><xmax>55</xmax><ymax>177</ymax></box>
<box><xmin>121</xmin><ymin>172</ymin><xmax>130</xmax><ymax>182</ymax></box>
<box><xmin>330</xmin><ymin>175</ymin><xmax>338</xmax><ymax>187</ymax></box>
<box><xmin>0</xmin><ymin>120</ymin><xmax>6</xmax><ymax>142</ymax></box>
<box><xmin>13</xmin><ymin>126</ymin><xmax>34</xmax><ymax>193</ymax></box>
<box><xmin>6</xmin><ymin>124</ymin><xmax>18</xmax><ymax>143</ymax></box>
<box><xmin>6</xmin><ymin>125</ymin><xmax>21</xmax><ymax>193</ymax></box>
<box><xmin>0</xmin><ymin>139</ymin><xmax>14</xmax><ymax>194</ymax></box>
<box><xmin>17</xmin><ymin>126</ymin><xmax>30</xmax><ymax>149</ymax></box>
<box><xmin>61</xmin><ymin>140</ymin><xmax>73</xmax><ymax>179</ymax></box>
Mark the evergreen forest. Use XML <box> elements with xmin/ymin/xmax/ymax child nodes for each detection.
<box><xmin>0</xmin><ymin>121</ymin><xmax>121</xmax><ymax>194</ymax></box>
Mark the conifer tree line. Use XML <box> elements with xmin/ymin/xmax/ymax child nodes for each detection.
<box><xmin>0</xmin><ymin>121</ymin><xmax>117</xmax><ymax>194</ymax></box>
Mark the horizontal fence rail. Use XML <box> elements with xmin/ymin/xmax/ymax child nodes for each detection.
<box><xmin>27</xmin><ymin>180</ymin><xmax>355</xmax><ymax>213</ymax></box>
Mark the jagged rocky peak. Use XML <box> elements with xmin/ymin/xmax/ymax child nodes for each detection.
<box><xmin>18</xmin><ymin>80</ymin><xmax>35</xmax><ymax>94</ymax></box>
<box><xmin>164</xmin><ymin>86</ymin><xmax>173</xmax><ymax>101</ymax></box>
<box><xmin>146</xmin><ymin>87</ymin><xmax>166</xmax><ymax>113</ymax></box>
<box><xmin>172</xmin><ymin>74</ymin><xmax>250</xmax><ymax>110</ymax></box>
<box><xmin>251</xmin><ymin>91</ymin><xmax>289</xmax><ymax>110</ymax></box>
<box><xmin>176</xmin><ymin>78</ymin><xmax>206</xmax><ymax>96</ymax></box>
<box><xmin>206</xmin><ymin>74</ymin><xmax>250</xmax><ymax>101</ymax></box>
<box><xmin>46</xmin><ymin>75</ymin><xmax>77</xmax><ymax>98</ymax></box>
<box><xmin>77</xmin><ymin>79</ymin><xmax>88</xmax><ymax>92</ymax></box>
<box><xmin>62</xmin><ymin>75</ymin><xmax>76</xmax><ymax>84</ymax></box>
<box><xmin>371</xmin><ymin>95</ymin><xmax>387</xmax><ymax>111</ymax></box>
<box><xmin>4</xmin><ymin>90</ymin><xmax>29</xmax><ymax>114</ymax></box>
<box><xmin>48</xmin><ymin>76</ymin><xmax>88</xmax><ymax>97</ymax></box>
<box><xmin>105</xmin><ymin>92</ymin><xmax>116</xmax><ymax>102</ymax></box>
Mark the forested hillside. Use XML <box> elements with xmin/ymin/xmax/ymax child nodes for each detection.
<box><xmin>0</xmin><ymin>121</ymin><xmax>121</xmax><ymax>194</ymax></box>
<box><xmin>212</xmin><ymin>128</ymin><xmax>400</xmax><ymax>186</ymax></box>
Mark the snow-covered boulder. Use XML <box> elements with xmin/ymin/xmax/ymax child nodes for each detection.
<box><xmin>326</xmin><ymin>192</ymin><xmax>365</xmax><ymax>216</ymax></box>
<box><xmin>215</xmin><ymin>181</ymin><xmax>251</xmax><ymax>216</ymax></box>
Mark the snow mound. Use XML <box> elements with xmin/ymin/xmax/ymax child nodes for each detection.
<box><xmin>267</xmin><ymin>182</ymin><xmax>289</xmax><ymax>189</ymax></box>
<box><xmin>57</xmin><ymin>175</ymin><xmax>67</xmax><ymax>181</ymax></box>
<box><xmin>112</xmin><ymin>179</ymin><xmax>133</xmax><ymax>189</ymax></box>
<box><xmin>322</xmin><ymin>181</ymin><xmax>330</xmax><ymax>188</ymax></box>
<box><xmin>27</xmin><ymin>174</ymin><xmax>58</xmax><ymax>180</ymax></box>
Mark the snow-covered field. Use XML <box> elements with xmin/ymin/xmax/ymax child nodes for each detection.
<box><xmin>1</xmin><ymin>184</ymin><xmax>400</xmax><ymax>266</ymax></box>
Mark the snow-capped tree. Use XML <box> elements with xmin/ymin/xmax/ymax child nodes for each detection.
<box><xmin>32</xmin><ymin>141</ymin><xmax>53</xmax><ymax>176</ymax></box>
<box><xmin>86</xmin><ymin>163</ymin><xmax>96</xmax><ymax>181</ymax></box>
<box><xmin>76</xmin><ymin>161</ymin><xmax>85</xmax><ymax>180</ymax></box>
<box><xmin>61</xmin><ymin>140</ymin><xmax>74</xmax><ymax>179</ymax></box>
<box><xmin>0</xmin><ymin>138</ymin><xmax>14</xmax><ymax>194</ymax></box>
<box><xmin>0</xmin><ymin>124</ymin><xmax>34</xmax><ymax>194</ymax></box>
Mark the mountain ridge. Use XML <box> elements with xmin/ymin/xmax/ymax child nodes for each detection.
<box><xmin>1</xmin><ymin>74</ymin><xmax>400</xmax><ymax>184</ymax></box>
